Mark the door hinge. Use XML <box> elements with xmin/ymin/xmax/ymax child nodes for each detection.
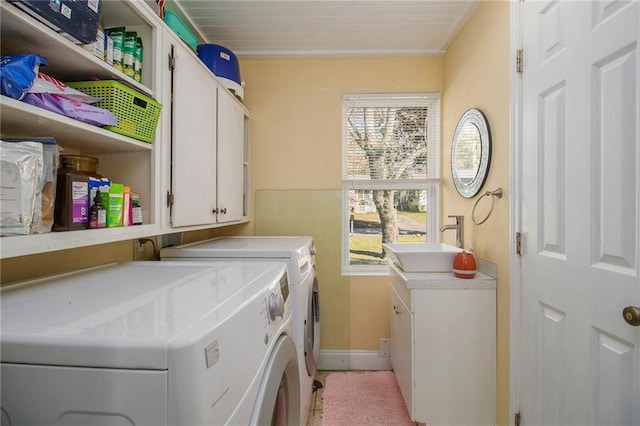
<box><xmin>516</xmin><ymin>232</ymin><xmax>523</xmax><ymax>255</ymax></box>
<box><xmin>515</xmin><ymin>411</ymin><xmax>522</xmax><ymax>426</ymax></box>
<box><xmin>516</xmin><ymin>49</ymin><xmax>523</xmax><ymax>73</ymax></box>
<box><xmin>168</xmin><ymin>51</ymin><xmax>175</xmax><ymax>71</ymax></box>
<box><xmin>167</xmin><ymin>191</ymin><xmax>174</xmax><ymax>208</ymax></box>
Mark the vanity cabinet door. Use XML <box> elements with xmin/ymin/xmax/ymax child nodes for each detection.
<box><xmin>390</xmin><ymin>285</ymin><xmax>413</xmax><ymax>418</ymax></box>
<box><xmin>412</xmin><ymin>289</ymin><xmax>496</xmax><ymax>425</ymax></box>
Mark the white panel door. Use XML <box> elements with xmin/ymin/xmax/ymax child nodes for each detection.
<box><xmin>170</xmin><ymin>38</ymin><xmax>217</xmax><ymax>227</ymax></box>
<box><xmin>519</xmin><ymin>1</ymin><xmax>639</xmax><ymax>425</ymax></box>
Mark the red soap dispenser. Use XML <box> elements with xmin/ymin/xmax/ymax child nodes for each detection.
<box><xmin>452</xmin><ymin>250</ymin><xmax>477</xmax><ymax>279</ymax></box>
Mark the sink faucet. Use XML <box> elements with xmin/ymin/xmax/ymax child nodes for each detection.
<box><xmin>439</xmin><ymin>215</ymin><xmax>464</xmax><ymax>248</ymax></box>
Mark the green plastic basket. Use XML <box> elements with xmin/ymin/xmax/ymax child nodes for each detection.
<box><xmin>67</xmin><ymin>80</ymin><xmax>162</xmax><ymax>143</ymax></box>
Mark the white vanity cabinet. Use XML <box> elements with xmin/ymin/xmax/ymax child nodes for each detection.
<box><xmin>0</xmin><ymin>0</ymin><xmax>163</xmax><ymax>258</ymax></box>
<box><xmin>389</xmin><ymin>262</ymin><xmax>496</xmax><ymax>426</ymax></box>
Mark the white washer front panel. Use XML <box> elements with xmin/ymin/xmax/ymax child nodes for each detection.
<box><xmin>1</xmin><ymin>363</ymin><xmax>167</xmax><ymax>425</ymax></box>
<box><xmin>0</xmin><ymin>261</ymin><xmax>287</xmax><ymax>370</ymax></box>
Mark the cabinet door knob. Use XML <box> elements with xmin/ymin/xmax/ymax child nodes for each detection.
<box><xmin>212</xmin><ymin>208</ymin><xmax>218</xmax><ymax>214</ymax></box>
<box><xmin>623</xmin><ymin>306</ymin><xmax>640</xmax><ymax>327</ymax></box>
<box><xmin>220</xmin><ymin>208</ymin><xmax>227</xmax><ymax>214</ymax></box>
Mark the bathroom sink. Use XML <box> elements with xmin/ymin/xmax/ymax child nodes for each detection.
<box><xmin>382</xmin><ymin>243</ymin><xmax>463</xmax><ymax>272</ymax></box>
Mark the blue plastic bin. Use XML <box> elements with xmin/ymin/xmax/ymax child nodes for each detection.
<box><xmin>196</xmin><ymin>44</ymin><xmax>241</xmax><ymax>84</ymax></box>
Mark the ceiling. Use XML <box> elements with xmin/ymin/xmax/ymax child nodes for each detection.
<box><xmin>170</xmin><ymin>1</ymin><xmax>478</xmax><ymax>58</ymax></box>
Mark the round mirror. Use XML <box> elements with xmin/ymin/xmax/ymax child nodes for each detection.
<box><xmin>451</xmin><ymin>108</ymin><xmax>491</xmax><ymax>198</ymax></box>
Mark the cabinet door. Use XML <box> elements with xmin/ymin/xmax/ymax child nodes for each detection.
<box><xmin>390</xmin><ymin>286</ymin><xmax>413</xmax><ymax>419</ymax></box>
<box><xmin>216</xmin><ymin>89</ymin><xmax>246</xmax><ymax>222</ymax></box>
<box><xmin>169</xmin><ymin>40</ymin><xmax>217</xmax><ymax>227</ymax></box>
<box><xmin>412</xmin><ymin>289</ymin><xmax>496</xmax><ymax>425</ymax></box>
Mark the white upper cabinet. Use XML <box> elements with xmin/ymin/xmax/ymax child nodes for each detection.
<box><xmin>216</xmin><ymin>88</ymin><xmax>248</xmax><ymax>223</ymax></box>
<box><xmin>164</xmin><ymin>32</ymin><xmax>248</xmax><ymax>228</ymax></box>
<box><xmin>165</xmin><ymin>34</ymin><xmax>218</xmax><ymax>228</ymax></box>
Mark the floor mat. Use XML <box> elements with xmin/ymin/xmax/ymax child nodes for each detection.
<box><xmin>321</xmin><ymin>371</ymin><xmax>414</xmax><ymax>426</ymax></box>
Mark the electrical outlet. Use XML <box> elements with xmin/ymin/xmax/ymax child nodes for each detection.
<box><xmin>133</xmin><ymin>237</ymin><xmax>156</xmax><ymax>261</ymax></box>
<box><xmin>379</xmin><ymin>338</ymin><xmax>391</xmax><ymax>357</ymax></box>
<box><xmin>133</xmin><ymin>240</ymin><xmax>146</xmax><ymax>260</ymax></box>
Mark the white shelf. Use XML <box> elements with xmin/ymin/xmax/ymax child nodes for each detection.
<box><xmin>0</xmin><ymin>96</ymin><xmax>153</xmax><ymax>155</ymax></box>
<box><xmin>0</xmin><ymin>225</ymin><xmax>161</xmax><ymax>259</ymax></box>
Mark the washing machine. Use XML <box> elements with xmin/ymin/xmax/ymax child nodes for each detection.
<box><xmin>160</xmin><ymin>236</ymin><xmax>321</xmax><ymax>425</ymax></box>
<box><xmin>0</xmin><ymin>261</ymin><xmax>300</xmax><ymax>426</ymax></box>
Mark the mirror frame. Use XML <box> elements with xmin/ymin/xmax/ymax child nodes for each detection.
<box><xmin>451</xmin><ymin>108</ymin><xmax>491</xmax><ymax>198</ymax></box>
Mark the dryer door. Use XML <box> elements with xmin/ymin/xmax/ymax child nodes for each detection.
<box><xmin>251</xmin><ymin>334</ymin><xmax>300</xmax><ymax>426</ymax></box>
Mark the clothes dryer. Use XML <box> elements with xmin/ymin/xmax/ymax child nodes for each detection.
<box><xmin>1</xmin><ymin>261</ymin><xmax>300</xmax><ymax>426</ymax></box>
<box><xmin>161</xmin><ymin>236</ymin><xmax>321</xmax><ymax>425</ymax></box>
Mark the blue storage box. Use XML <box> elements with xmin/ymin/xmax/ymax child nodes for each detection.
<box><xmin>197</xmin><ymin>44</ymin><xmax>244</xmax><ymax>99</ymax></box>
<box><xmin>8</xmin><ymin>0</ymin><xmax>102</xmax><ymax>44</ymax></box>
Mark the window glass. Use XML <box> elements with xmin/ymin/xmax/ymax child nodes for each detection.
<box><xmin>348</xmin><ymin>189</ymin><xmax>428</xmax><ymax>266</ymax></box>
<box><xmin>342</xmin><ymin>94</ymin><xmax>440</xmax><ymax>274</ymax></box>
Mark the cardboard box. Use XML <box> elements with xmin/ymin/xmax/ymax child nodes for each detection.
<box><xmin>8</xmin><ymin>0</ymin><xmax>103</xmax><ymax>44</ymax></box>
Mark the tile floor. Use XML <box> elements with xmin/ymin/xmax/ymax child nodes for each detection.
<box><xmin>305</xmin><ymin>371</ymin><xmax>329</xmax><ymax>426</ymax></box>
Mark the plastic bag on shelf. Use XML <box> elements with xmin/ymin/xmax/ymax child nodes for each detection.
<box><xmin>3</xmin><ymin>138</ymin><xmax>60</xmax><ymax>234</ymax></box>
<box><xmin>29</xmin><ymin>72</ymin><xmax>100</xmax><ymax>104</ymax></box>
<box><xmin>0</xmin><ymin>54</ymin><xmax>48</xmax><ymax>100</ymax></box>
<box><xmin>0</xmin><ymin>140</ymin><xmax>43</xmax><ymax>236</ymax></box>
<box><xmin>22</xmin><ymin>92</ymin><xmax>118</xmax><ymax>127</ymax></box>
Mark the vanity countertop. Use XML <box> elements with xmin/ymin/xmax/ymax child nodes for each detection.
<box><xmin>389</xmin><ymin>261</ymin><xmax>496</xmax><ymax>290</ymax></box>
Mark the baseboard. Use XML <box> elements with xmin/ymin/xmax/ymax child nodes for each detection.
<box><xmin>317</xmin><ymin>350</ymin><xmax>392</xmax><ymax>371</ymax></box>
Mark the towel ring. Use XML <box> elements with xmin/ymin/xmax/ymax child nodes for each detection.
<box><xmin>472</xmin><ymin>188</ymin><xmax>503</xmax><ymax>225</ymax></box>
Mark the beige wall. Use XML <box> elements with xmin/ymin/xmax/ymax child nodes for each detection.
<box><xmin>240</xmin><ymin>56</ymin><xmax>444</xmax><ymax>353</ymax></box>
<box><xmin>1</xmin><ymin>240</ymin><xmax>135</xmax><ymax>284</ymax></box>
<box><xmin>243</xmin><ymin>57</ymin><xmax>443</xmax><ymax>191</ymax></box>
<box><xmin>442</xmin><ymin>2</ymin><xmax>511</xmax><ymax>425</ymax></box>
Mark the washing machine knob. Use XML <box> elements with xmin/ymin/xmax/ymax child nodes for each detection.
<box><xmin>268</xmin><ymin>292</ymin><xmax>284</xmax><ymax>320</ymax></box>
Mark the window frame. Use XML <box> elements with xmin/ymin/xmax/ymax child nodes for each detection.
<box><xmin>341</xmin><ymin>93</ymin><xmax>441</xmax><ymax>276</ymax></box>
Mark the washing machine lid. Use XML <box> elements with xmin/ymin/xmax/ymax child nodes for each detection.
<box><xmin>0</xmin><ymin>261</ymin><xmax>287</xmax><ymax>370</ymax></box>
<box><xmin>160</xmin><ymin>236</ymin><xmax>313</xmax><ymax>260</ymax></box>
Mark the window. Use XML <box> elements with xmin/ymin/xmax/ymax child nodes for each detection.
<box><xmin>342</xmin><ymin>94</ymin><xmax>440</xmax><ymax>274</ymax></box>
